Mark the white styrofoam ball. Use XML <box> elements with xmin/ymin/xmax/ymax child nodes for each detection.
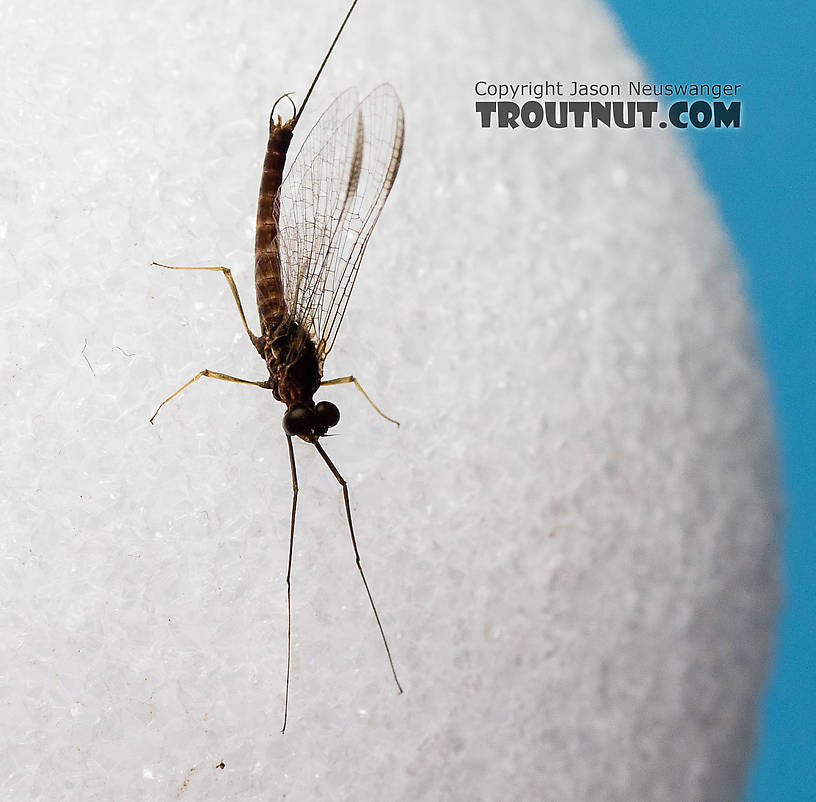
<box><xmin>0</xmin><ymin>0</ymin><xmax>776</xmax><ymax>799</ymax></box>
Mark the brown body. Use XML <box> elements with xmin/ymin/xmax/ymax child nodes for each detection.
<box><xmin>254</xmin><ymin>118</ymin><xmax>292</xmax><ymax>332</ymax></box>
<box><xmin>253</xmin><ymin>118</ymin><xmax>320</xmax><ymax>410</ymax></box>
<box><xmin>151</xmin><ymin>0</ymin><xmax>403</xmax><ymax>735</ymax></box>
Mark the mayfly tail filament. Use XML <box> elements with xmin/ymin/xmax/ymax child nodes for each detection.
<box><xmin>293</xmin><ymin>0</ymin><xmax>360</xmax><ymax>128</ymax></box>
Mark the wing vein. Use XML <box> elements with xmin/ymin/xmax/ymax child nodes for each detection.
<box><xmin>275</xmin><ymin>84</ymin><xmax>405</xmax><ymax>367</ymax></box>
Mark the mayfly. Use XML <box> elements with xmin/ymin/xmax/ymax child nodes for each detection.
<box><xmin>150</xmin><ymin>0</ymin><xmax>404</xmax><ymax>732</ymax></box>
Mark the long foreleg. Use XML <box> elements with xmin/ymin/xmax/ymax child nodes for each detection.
<box><xmin>281</xmin><ymin>435</ymin><xmax>299</xmax><ymax>734</ymax></box>
<box><xmin>313</xmin><ymin>439</ymin><xmax>403</xmax><ymax>694</ymax></box>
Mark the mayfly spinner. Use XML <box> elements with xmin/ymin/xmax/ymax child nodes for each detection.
<box><xmin>150</xmin><ymin>0</ymin><xmax>404</xmax><ymax>732</ymax></box>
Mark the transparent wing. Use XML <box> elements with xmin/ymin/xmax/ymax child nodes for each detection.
<box><xmin>276</xmin><ymin>83</ymin><xmax>405</xmax><ymax>365</ymax></box>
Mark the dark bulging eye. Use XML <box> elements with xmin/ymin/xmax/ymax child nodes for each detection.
<box><xmin>282</xmin><ymin>405</ymin><xmax>314</xmax><ymax>436</ymax></box>
<box><xmin>315</xmin><ymin>401</ymin><xmax>340</xmax><ymax>429</ymax></box>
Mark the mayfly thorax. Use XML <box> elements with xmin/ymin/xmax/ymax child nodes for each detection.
<box><xmin>150</xmin><ymin>0</ymin><xmax>404</xmax><ymax>733</ymax></box>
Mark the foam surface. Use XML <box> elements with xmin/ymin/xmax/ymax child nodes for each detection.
<box><xmin>0</xmin><ymin>0</ymin><xmax>778</xmax><ymax>799</ymax></box>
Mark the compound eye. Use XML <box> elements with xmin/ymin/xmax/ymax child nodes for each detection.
<box><xmin>315</xmin><ymin>401</ymin><xmax>340</xmax><ymax>429</ymax></box>
<box><xmin>282</xmin><ymin>405</ymin><xmax>314</xmax><ymax>436</ymax></box>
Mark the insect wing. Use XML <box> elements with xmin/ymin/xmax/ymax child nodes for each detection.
<box><xmin>276</xmin><ymin>83</ymin><xmax>405</xmax><ymax>364</ymax></box>
<box><xmin>276</xmin><ymin>86</ymin><xmax>362</xmax><ymax>336</ymax></box>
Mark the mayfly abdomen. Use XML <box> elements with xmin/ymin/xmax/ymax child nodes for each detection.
<box><xmin>255</xmin><ymin>119</ymin><xmax>294</xmax><ymax>335</ymax></box>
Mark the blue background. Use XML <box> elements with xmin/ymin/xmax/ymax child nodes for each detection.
<box><xmin>607</xmin><ymin>2</ymin><xmax>815</xmax><ymax>798</ymax></box>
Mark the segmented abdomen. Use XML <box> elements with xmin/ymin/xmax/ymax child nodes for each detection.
<box><xmin>254</xmin><ymin>120</ymin><xmax>294</xmax><ymax>335</ymax></box>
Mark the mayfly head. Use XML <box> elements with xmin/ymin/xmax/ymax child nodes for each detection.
<box><xmin>282</xmin><ymin>401</ymin><xmax>341</xmax><ymax>442</ymax></box>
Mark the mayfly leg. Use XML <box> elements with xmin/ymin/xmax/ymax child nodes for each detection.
<box><xmin>152</xmin><ymin>262</ymin><xmax>260</xmax><ymax>346</ymax></box>
<box><xmin>149</xmin><ymin>370</ymin><xmax>267</xmax><ymax>424</ymax></box>
<box><xmin>281</xmin><ymin>434</ymin><xmax>299</xmax><ymax>734</ymax></box>
<box><xmin>312</xmin><ymin>439</ymin><xmax>404</xmax><ymax>695</ymax></box>
<box><xmin>320</xmin><ymin>376</ymin><xmax>400</xmax><ymax>426</ymax></box>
